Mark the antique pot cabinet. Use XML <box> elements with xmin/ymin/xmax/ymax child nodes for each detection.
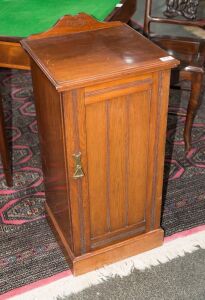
<box><xmin>22</xmin><ymin>14</ymin><xmax>179</xmax><ymax>275</ymax></box>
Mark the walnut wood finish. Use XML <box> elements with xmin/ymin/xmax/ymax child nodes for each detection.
<box><xmin>144</xmin><ymin>0</ymin><xmax>205</xmax><ymax>151</ymax></box>
<box><xmin>0</xmin><ymin>96</ymin><xmax>12</xmax><ymax>186</ymax></box>
<box><xmin>28</xmin><ymin>14</ymin><xmax>121</xmax><ymax>41</ymax></box>
<box><xmin>0</xmin><ymin>0</ymin><xmax>136</xmax><ymax>70</ymax></box>
<box><xmin>184</xmin><ymin>71</ymin><xmax>204</xmax><ymax>149</ymax></box>
<box><xmin>21</xmin><ymin>15</ymin><xmax>178</xmax><ymax>275</ymax></box>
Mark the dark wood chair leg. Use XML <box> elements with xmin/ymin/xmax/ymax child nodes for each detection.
<box><xmin>0</xmin><ymin>96</ymin><xmax>12</xmax><ymax>186</ymax></box>
<box><xmin>184</xmin><ymin>72</ymin><xmax>204</xmax><ymax>152</ymax></box>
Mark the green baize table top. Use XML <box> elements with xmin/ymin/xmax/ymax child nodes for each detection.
<box><xmin>0</xmin><ymin>0</ymin><xmax>120</xmax><ymax>38</ymax></box>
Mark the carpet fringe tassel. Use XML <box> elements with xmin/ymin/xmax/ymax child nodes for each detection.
<box><xmin>10</xmin><ymin>230</ymin><xmax>205</xmax><ymax>300</ymax></box>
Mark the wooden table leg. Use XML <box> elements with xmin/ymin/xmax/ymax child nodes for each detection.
<box><xmin>184</xmin><ymin>72</ymin><xmax>204</xmax><ymax>152</ymax></box>
<box><xmin>0</xmin><ymin>96</ymin><xmax>12</xmax><ymax>186</ymax></box>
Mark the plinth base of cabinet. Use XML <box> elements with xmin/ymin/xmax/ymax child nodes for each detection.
<box><xmin>72</xmin><ymin>229</ymin><xmax>164</xmax><ymax>275</ymax></box>
<box><xmin>45</xmin><ymin>203</ymin><xmax>164</xmax><ymax>276</ymax></box>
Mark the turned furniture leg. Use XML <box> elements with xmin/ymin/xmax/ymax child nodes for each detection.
<box><xmin>184</xmin><ymin>71</ymin><xmax>204</xmax><ymax>152</ymax></box>
<box><xmin>0</xmin><ymin>96</ymin><xmax>12</xmax><ymax>186</ymax></box>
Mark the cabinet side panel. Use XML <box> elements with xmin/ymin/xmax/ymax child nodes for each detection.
<box><xmin>30</xmin><ymin>61</ymin><xmax>73</xmax><ymax>250</ymax></box>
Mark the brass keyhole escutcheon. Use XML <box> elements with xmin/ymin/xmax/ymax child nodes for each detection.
<box><xmin>73</xmin><ymin>152</ymin><xmax>84</xmax><ymax>179</ymax></box>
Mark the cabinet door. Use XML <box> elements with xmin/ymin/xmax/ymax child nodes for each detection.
<box><xmin>63</xmin><ymin>71</ymin><xmax>170</xmax><ymax>254</ymax></box>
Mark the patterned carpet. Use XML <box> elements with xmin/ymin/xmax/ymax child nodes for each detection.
<box><xmin>0</xmin><ymin>69</ymin><xmax>205</xmax><ymax>295</ymax></box>
<box><xmin>161</xmin><ymin>83</ymin><xmax>205</xmax><ymax>236</ymax></box>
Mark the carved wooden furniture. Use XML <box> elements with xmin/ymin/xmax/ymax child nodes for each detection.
<box><xmin>21</xmin><ymin>14</ymin><xmax>178</xmax><ymax>275</ymax></box>
<box><xmin>144</xmin><ymin>0</ymin><xmax>205</xmax><ymax>151</ymax></box>
<box><xmin>0</xmin><ymin>0</ymin><xmax>136</xmax><ymax>70</ymax></box>
<box><xmin>0</xmin><ymin>96</ymin><xmax>12</xmax><ymax>186</ymax></box>
<box><xmin>164</xmin><ymin>0</ymin><xmax>199</xmax><ymax>19</ymax></box>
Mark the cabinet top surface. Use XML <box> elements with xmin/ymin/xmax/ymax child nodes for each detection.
<box><xmin>22</xmin><ymin>24</ymin><xmax>178</xmax><ymax>90</ymax></box>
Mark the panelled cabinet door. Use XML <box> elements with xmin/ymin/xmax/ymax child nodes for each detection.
<box><xmin>63</xmin><ymin>71</ymin><xmax>166</xmax><ymax>255</ymax></box>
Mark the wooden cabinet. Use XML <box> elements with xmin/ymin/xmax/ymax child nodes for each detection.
<box><xmin>21</xmin><ymin>14</ymin><xmax>179</xmax><ymax>275</ymax></box>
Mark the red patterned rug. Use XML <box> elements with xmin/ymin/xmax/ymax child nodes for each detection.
<box><xmin>0</xmin><ymin>68</ymin><xmax>205</xmax><ymax>297</ymax></box>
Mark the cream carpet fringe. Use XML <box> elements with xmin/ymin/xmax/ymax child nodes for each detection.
<box><xmin>10</xmin><ymin>230</ymin><xmax>205</xmax><ymax>300</ymax></box>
